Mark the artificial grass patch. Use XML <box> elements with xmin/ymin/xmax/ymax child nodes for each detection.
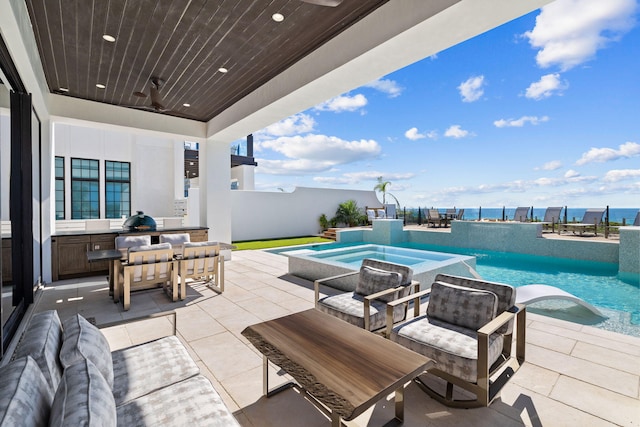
<box><xmin>232</xmin><ymin>236</ymin><xmax>334</xmax><ymax>251</ymax></box>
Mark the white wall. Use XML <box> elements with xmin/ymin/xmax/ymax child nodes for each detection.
<box><xmin>53</xmin><ymin>122</ymin><xmax>187</xmax><ymax>222</ymax></box>
<box><xmin>230</xmin><ymin>187</ymin><xmax>382</xmax><ymax>241</ymax></box>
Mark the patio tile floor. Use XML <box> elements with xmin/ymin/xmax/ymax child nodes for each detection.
<box><xmin>28</xmin><ymin>250</ymin><xmax>640</xmax><ymax>426</ymax></box>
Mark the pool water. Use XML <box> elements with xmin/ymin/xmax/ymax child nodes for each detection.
<box><xmin>272</xmin><ymin>242</ymin><xmax>640</xmax><ymax>334</ymax></box>
<box><xmin>308</xmin><ymin>244</ymin><xmax>456</xmax><ymax>267</ymax></box>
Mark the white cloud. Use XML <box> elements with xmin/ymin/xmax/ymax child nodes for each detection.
<box><xmin>444</xmin><ymin>125</ymin><xmax>472</xmax><ymax>139</ymax></box>
<box><xmin>494</xmin><ymin>115</ymin><xmax>550</xmax><ymax>127</ymax></box>
<box><xmin>257</xmin><ymin>113</ymin><xmax>316</xmax><ymax>138</ymax></box>
<box><xmin>364</xmin><ymin>78</ymin><xmax>403</xmax><ymax>98</ymax></box>
<box><xmin>314</xmin><ymin>171</ymin><xmax>414</xmax><ymax>186</ymax></box>
<box><xmin>535</xmin><ymin>160</ymin><xmax>563</xmax><ymax>171</ymax></box>
<box><xmin>314</xmin><ymin>94</ymin><xmax>367</xmax><ymax>113</ymax></box>
<box><xmin>256</xmin><ymin>159</ymin><xmax>338</xmax><ymax>175</ymax></box>
<box><xmin>525</xmin><ymin>73</ymin><xmax>568</xmax><ymax>100</ymax></box>
<box><xmin>524</xmin><ymin>0</ymin><xmax>637</xmax><ymax>71</ymax></box>
<box><xmin>458</xmin><ymin>75</ymin><xmax>485</xmax><ymax>102</ymax></box>
<box><xmin>565</xmin><ymin>169</ymin><xmax>580</xmax><ymax>178</ymax></box>
<box><xmin>575</xmin><ymin>141</ymin><xmax>640</xmax><ymax>165</ymax></box>
<box><xmin>403</xmin><ymin>127</ymin><xmax>421</xmax><ymax>141</ymax></box>
<box><xmin>603</xmin><ymin>169</ymin><xmax>640</xmax><ymax>182</ymax></box>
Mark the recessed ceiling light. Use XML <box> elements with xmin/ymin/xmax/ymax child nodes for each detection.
<box><xmin>102</xmin><ymin>34</ymin><xmax>116</xmax><ymax>42</ymax></box>
<box><xmin>272</xmin><ymin>13</ymin><xmax>284</xmax><ymax>22</ymax></box>
<box><xmin>218</xmin><ymin>67</ymin><xmax>228</xmax><ymax>73</ymax></box>
<box><xmin>183</xmin><ymin>103</ymin><xmax>190</xmax><ymax>107</ymax></box>
<box><xmin>96</xmin><ymin>83</ymin><xmax>106</xmax><ymax>89</ymax></box>
<box><xmin>59</xmin><ymin>87</ymin><xmax>69</xmax><ymax>92</ymax></box>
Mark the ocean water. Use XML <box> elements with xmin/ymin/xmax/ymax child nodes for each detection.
<box><xmin>407</xmin><ymin>207</ymin><xmax>638</xmax><ymax>224</ymax></box>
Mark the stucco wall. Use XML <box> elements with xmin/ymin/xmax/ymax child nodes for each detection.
<box><xmin>230</xmin><ymin>187</ymin><xmax>382</xmax><ymax>241</ymax></box>
<box><xmin>53</xmin><ymin>122</ymin><xmax>184</xmax><ymax>221</ymax></box>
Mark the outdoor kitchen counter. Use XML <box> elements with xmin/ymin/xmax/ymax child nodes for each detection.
<box><xmin>51</xmin><ymin>226</ymin><xmax>209</xmax><ymax>281</ymax></box>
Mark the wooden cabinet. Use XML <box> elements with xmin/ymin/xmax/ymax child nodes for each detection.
<box><xmin>89</xmin><ymin>234</ymin><xmax>116</xmax><ymax>273</ymax></box>
<box><xmin>52</xmin><ymin>235</ymin><xmax>90</xmax><ymax>280</ymax></box>
<box><xmin>52</xmin><ymin>227</ymin><xmax>208</xmax><ymax>280</ymax></box>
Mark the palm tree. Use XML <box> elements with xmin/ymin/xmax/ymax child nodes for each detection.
<box><xmin>334</xmin><ymin>200</ymin><xmax>363</xmax><ymax>227</ymax></box>
<box><xmin>374</xmin><ymin>177</ymin><xmax>401</xmax><ymax>207</ymax></box>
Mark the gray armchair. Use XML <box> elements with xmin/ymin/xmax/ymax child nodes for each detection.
<box><xmin>386</xmin><ymin>273</ymin><xmax>526</xmax><ymax>408</ymax></box>
<box><xmin>314</xmin><ymin>259</ymin><xmax>419</xmax><ymax>333</ymax></box>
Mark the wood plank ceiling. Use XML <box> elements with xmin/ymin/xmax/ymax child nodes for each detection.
<box><xmin>25</xmin><ymin>0</ymin><xmax>389</xmax><ymax>122</ymax></box>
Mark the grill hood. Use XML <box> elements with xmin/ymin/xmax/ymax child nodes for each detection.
<box><xmin>122</xmin><ymin>211</ymin><xmax>157</xmax><ymax>232</ymax></box>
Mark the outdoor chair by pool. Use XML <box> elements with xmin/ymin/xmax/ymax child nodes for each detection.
<box><xmin>426</xmin><ymin>209</ymin><xmax>444</xmax><ymax>227</ymax></box>
<box><xmin>179</xmin><ymin>242</ymin><xmax>222</xmax><ymax>295</ymax></box>
<box><xmin>314</xmin><ymin>259</ymin><xmax>420</xmax><ymax>333</ymax></box>
<box><xmin>561</xmin><ymin>208</ymin><xmax>605</xmax><ymax>236</ymax></box>
<box><xmin>539</xmin><ymin>206</ymin><xmax>563</xmax><ymax>233</ymax></box>
<box><xmin>511</xmin><ymin>206</ymin><xmax>530</xmax><ymax>222</ymax></box>
<box><xmin>376</xmin><ymin>208</ymin><xmax>386</xmax><ymax>219</ymax></box>
<box><xmin>366</xmin><ymin>209</ymin><xmax>377</xmax><ymax>224</ymax></box>
<box><xmin>633</xmin><ymin>210</ymin><xmax>640</xmax><ymax>226</ymax></box>
<box><xmin>386</xmin><ymin>273</ymin><xmax>526</xmax><ymax>408</ymax></box>
<box><xmin>123</xmin><ymin>243</ymin><xmax>177</xmax><ymax>311</ymax></box>
<box><xmin>445</xmin><ymin>208</ymin><xmax>457</xmax><ymax>220</ymax></box>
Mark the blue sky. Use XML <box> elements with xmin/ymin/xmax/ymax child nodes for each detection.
<box><xmin>248</xmin><ymin>0</ymin><xmax>639</xmax><ymax>209</ymax></box>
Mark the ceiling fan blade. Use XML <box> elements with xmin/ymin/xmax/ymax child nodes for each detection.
<box><xmin>149</xmin><ymin>78</ymin><xmax>166</xmax><ymax>111</ymax></box>
<box><xmin>133</xmin><ymin>91</ymin><xmax>147</xmax><ymax>98</ymax></box>
<box><xmin>300</xmin><ymin>0</ymin><xmax>343</xmax><ymax>6</ymax></box>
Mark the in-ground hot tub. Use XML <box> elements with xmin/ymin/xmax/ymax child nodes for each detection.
<box><xmin>276</xmin><ymin>243</ymin><xmax>476</xmax><ymax>291</ymax></box>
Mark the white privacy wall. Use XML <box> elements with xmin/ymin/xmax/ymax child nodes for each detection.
<box><xmin>230</xmin><ymin>187</ymin><xmax>382</xmax><ymax>241</ymax></box>
<box><xmin>53</xmin><ymin>122</ymin><xmax>183</xmax><ymax>220</ymax></box>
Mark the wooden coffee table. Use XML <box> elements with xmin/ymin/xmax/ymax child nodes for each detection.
<box><xmin>242</xmin><ymin>309</ymin><xmax>434</xmax><ymax>426</ymax></box>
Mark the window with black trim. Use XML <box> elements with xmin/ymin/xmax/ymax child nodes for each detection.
<box><xmin>54</xmin><ymin>156</ymin><xmax>64</xmax><ymax>219</ymax></box>
<box><xmin>105</xmin><ymin>161</ymin><xmax>130</xmax><ymax>219</ymax></box>
<box><xmin>71</xmin><ymin>158</ymin><xmax>99</xmax><ymax>219</ymax></box>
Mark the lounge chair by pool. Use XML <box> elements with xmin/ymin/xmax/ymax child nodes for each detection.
<box><xmin>516</xmin><ymin>284</ymin><xmax>604</xmax><ymax>317</ymax></box>
<box><xmin>561</xmin><ymin>208</ymin><xmax>605</xmax><ymax>236</ymax></box>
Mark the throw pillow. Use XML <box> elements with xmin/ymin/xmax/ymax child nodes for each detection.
<box><xmin>60</xmin><ymin>314</ymin><xmax>114</xmax><ymax>389</ymax></box>
<box><xmin>427</xmin><ymin>281</ymin><xmax>498</xmax><ymax>331</ymax></box>
<box><xmin>355</xmin><ymin>265</ymin><xmax>402</xmax><ymax>302</ymax></box>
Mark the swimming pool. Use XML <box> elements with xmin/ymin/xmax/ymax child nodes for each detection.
<box><xmin>271</xmin><ymin>241</ymin><xmax>640</xmax><ymax>336</ymax></box>
<box><xmin>278</xmin><ymin>243</ymin><xmax>475</xmax><ymax>295</ymax></box>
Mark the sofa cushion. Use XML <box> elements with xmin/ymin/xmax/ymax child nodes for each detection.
<box><xmin>427</xmin><ymin>281</ymin><xmax>498</xmax><ymax>331</ymax></box>
<box><xmin>116</xmin><ymin>375</ymin><xmax>240</xmax><ymax>426</ymax></box>
<box><xmin>0</xmin><ymin>356</ymin><xmax>53</xmax><ymax>427</ymax></box>
<box><xmin>50</xmin><ymin>358</ymin><xmax>116</xmax><ymax>426</ymax></box>
<box><xmin>391</xmin><ymin>316</ymin><xmax>504</xmax><ymax>382</ymax></box>
<box><xmin>111</xmin><ymin>335</ymin><xmax>200</xmax><ymax>406</ymax></box>
<box><xmin>317</xmin><ymin>292</ymin><xmax>406</xmax><ymax>331</ymax></box>
<box><xmin>355</xmin><ymin>266</ymin><xmax>402</xmax><ymax>302</ymax></box>
<box><xmin>60</xmin><ymin>314</ymin><xmax>114</xmax><ymax>389</ymax></box>
<box><xmin>14</xmin><ymin>310</ymin><xmax>63</xmax><ymax>392</ymax></box>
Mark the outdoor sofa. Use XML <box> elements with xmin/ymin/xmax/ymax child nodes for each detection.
<box><xmin>0</xmin><ymin>310</ymin><xmax>239</xmax><ymax>426</ymax></box>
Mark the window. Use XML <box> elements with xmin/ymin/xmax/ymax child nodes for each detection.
<box><xmin>105</xmin><ymin>161</ymin><xmax>130</xmax><ymax>219</ymax></box>
<box><xmin>55</xmin><ymin>156</ymin><xmax>65</xmax><ymax>219</ymax></box>
<box><xmin>71</xmin><ymin>158</ymin><xmax>99</xmax><ymax>219</ymax></box>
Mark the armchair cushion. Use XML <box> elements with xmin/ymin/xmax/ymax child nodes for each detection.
<box><xmin>50</xmin><ymin>359</ymin><xmax>116</xmax><ymax>426</ymax></box>
<box><xmin>355</xmin><ymin>266</ymin><xmax>402</xmax><ymax>302</ymax></box>
<box><xmin>318</xmin><ymin>292</ymin><xmax>407</xmax><ymax>330</ymax></box>
<box><xmin>427</xmin><ymin>281</ymin><xmax>498</xmax><ymax>331</ymax></box>
<box><xmin>60</xmin><ymin>314</ymin><xmax>114</xmax><ymax>390</ymax></box>
<box><xmin>391</xmin><ymin>316</ymin><xmax>504</xmax><ymax>382</ymax></box>
<box><xmin>13</xmin><ymin>310</ymin><xmax>63</xmax><ymax>392</ymax></box>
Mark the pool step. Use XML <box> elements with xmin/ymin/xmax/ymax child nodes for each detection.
<box><xmin>321</xmin><ymin>228</ymin><xmax>338</xmax><ymax>240</ymax></box>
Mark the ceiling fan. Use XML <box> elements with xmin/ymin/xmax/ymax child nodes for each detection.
<box><xmin>129</xmin><ymin>78</ymin><xmax>170</xmax><ymax>112</ymax></box>
<box><xmin>300</xmin><ymin>0</ymin><xmax>343</xmax><ymax>6</ymax></box>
